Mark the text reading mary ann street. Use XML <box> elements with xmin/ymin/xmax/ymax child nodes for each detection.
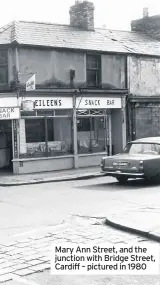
<box><xmin>51</xmin><ymin>243</ymin><xmax>160</xmax><ymax>275</ymax></box>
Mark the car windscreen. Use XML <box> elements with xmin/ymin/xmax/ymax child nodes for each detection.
<box><xmin>123</xmin><ymin>143</ymin><xmax>160</xmax><ymax>155</ymax></box>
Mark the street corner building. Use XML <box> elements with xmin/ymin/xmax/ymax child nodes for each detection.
<box><xmin>0</xmin><ymin>3</ymin><xmax>159</xmax><ymax>174</ymax></box>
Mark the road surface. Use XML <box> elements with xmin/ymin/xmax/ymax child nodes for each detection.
<box><xmin>0</xmin><ymin>177</ymin><xmax>160</xmax><ymax>284</ymax></box>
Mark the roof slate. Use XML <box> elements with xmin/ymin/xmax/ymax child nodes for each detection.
<box><xmin>0</xmin><ymin>20</ymin><xmax>160</xmax><ymax>56</ymax></box>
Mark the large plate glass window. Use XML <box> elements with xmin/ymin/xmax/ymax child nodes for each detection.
<box><xmin>19</xmin><ymin>110</ymin><xmax>73</xmax><ymax>158</ymax></box>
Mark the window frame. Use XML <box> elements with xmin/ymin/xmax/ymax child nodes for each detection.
<box><xmin>77</xmin><ymin>112</ymin><xmax>106</xmax><ymax>154</ymax></box>
<box><xmin>86</xmin><ymin>54</ymin><xmax>101</xmax><ymax>87</ymax></box>
<box><xmin>20</xmin><ymin>110</ymin><xmax>73</xmax><ymax>158</ymax></box>
<box><xmin>0</xmin><ymin>50</ymin><xmax>8</xmax><ymax>85</ymax></box>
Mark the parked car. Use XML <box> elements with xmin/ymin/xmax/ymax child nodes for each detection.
<box><xmin>101</xmin><ymin>137</ymin><xmax>160</xmax><ymax>184</ymax></box>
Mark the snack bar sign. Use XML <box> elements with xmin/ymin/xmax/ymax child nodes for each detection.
<box><xmin>0</xmin><ymin>107</ymin><xmax>20</xmax><ymax>120</ymax></box>
<box><xmin>76</xmin><ymin>97</ymin><xmax>122</xmax><ymax>109</ymax></box>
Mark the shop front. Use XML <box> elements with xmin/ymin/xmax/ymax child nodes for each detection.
<box><xmin>75</xmin><ymin>96</ymin><xmax>126</xmax><ymax>168</ymax></box>
<box><xmin>11</xmin><ymin>93</ymin><xmax>127</xmax><ymax>174</ymax></box>
<box><xmin>0</xmin><ymin>95</ymin><xmax>20</xmax><ymax>171</ymax></box>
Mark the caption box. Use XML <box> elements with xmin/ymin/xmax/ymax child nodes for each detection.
<box><xmin>51</xmin><ymin>243</ymin><xmax>160</xmax><ymax>275</ymax></box>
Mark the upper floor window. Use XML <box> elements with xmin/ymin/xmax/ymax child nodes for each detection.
<box><xmin>86</xmin><ymin>54</ymin><xmax>101</xmax><ymax>87</ymax></box>
<box><xmin>0</xmin><ymin>50</ymin><xmax>8</xmax><ymax>84</ymax></box>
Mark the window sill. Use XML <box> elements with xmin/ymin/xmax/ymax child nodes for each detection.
<box><xmin>12</xmin><ymin>154</ymin><xmax>74</xmax><ymax>162</ymax></box>
<box><xmin>78</xmin><ymin>152</ymin><xmax>107</xmax><ymax>157</ymax></box>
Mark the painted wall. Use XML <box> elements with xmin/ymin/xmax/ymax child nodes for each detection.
<box><xmin>13</xmin><ymin>156</ymin><xmax>74</xmax><ymax>174</ymax></box>
<box><xmin>129</xmin><ymin>56</ymin><xmax>160</xmax><ymax>95</ymax></box>
<box><xmin>102</xmin><ymin>54</ymin><xmax>126</xmax><ymax>89</ymax></box>
<box><xmin>18</xmin><ymin>48</ymin><xmax>126</xmax><ymax>89</ymax></box>
<box><xmin>19</xmin><ymin>48</ymin><xmax>86</xmax><ymax>88</ymax></box>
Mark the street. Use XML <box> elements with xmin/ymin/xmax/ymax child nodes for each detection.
<box><xmin>0</xmin><ymin>176</ymin><xmax>160</xmax><ymax>284</ymax></box>
<box><xmin>0</xmin><ymin>176</ymin><xmax>160</xmax><ymax>242</ymax></box>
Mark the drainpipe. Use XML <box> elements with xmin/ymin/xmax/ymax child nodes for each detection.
<box><xmin>73</xmin><ymin>91</ymin><xmax>78</xmax><ymax>168</ymax></box>
<box><xmin>15</xmin><ymin>47</ymin><xmax>20</xmax><ymax>160</ymax></box>
<box><xmin>131</xmin><ymin>103</ymin><xmax>136</xmax><ymax>140</ymax></box>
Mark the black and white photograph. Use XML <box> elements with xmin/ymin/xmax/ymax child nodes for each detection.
<box><xmin>0</xmin><ymin>0</ymin><xmax>160</xmax><ymax>284</ymax></box>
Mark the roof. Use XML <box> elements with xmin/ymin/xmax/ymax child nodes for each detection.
<box><xmin>132</xmin><ymin>137</ymin><xmax>160</xmax><ymax>144</ymax></box>
<box><xmin>0</xmin><ymin>20</ymin><xmax>160</xmax><ymax>56</ymax></box>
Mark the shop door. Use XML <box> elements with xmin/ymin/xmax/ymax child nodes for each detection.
<box><xmin>0</xmin><ymin>120</ymin><xmax>12</xmax><ymax>170</ymax></box>
<box><xmin>104</xmin><ymin>112</ymin><xmax>112</xmax><ymax>156</ymax></box>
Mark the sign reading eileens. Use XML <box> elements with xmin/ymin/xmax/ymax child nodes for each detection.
<box><xmin>0</xmin><ymin>107</ymin><xmax>20</xmax><ymax>120</ymax></box>
<box><xmin>21</xmin><ymin>97</ymin><xmax>73</xmax><ymax>109</ymax></box>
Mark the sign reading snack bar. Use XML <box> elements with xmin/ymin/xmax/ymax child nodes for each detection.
<box><xmin>21</xmin><ymin>97</ymin><xmax>73</xmax><ymax>109</ymax></box>
<box><xmin>76</xmin><ymin>97</ymin><xmax>121</xmax><ymax>109</ymax></box>
<box><xmin>0</xmin><ymin>107</ymin><xmax>20</xmax><ymax>120</ymax></box>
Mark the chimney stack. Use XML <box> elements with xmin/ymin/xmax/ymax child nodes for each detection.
<box><xmin>131</xmin><ymin>9</ymin><xmax>160</xmax><ymax>40</ymax></box>
<box><xmin>69</xmin><ymin>1</ymin><xmax>95</xmax><ymax>31</ymax></box>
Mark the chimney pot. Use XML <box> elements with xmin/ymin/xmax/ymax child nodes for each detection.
<box><xmin>143</xmin><ymin>7</ymin><xmax>149</xmax><ymax>18</ymax></box>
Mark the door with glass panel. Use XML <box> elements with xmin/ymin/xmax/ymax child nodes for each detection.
<box><xmin>77</xmin><ymin>109</ymin><xmax>112</xmax><ymax>155</ymax></box>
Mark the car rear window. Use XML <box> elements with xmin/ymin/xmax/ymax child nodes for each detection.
<box><xmin>124</xmin><ymin>143</ymin><xmax>160</xmax><ymax>155</ymax></box>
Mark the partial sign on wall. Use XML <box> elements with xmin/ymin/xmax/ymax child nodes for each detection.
<box><xmin>26</xmin><ymin>74</ymin><xmax>36</xmax><ymax>91</ymax></box>
<box><xmin>0</xmin><ymin>107</ymin><xmax>20</xmax><ymax>120</ymax></box>
<box><xmin>76</xmin><ymin>97</ymin><xmax>121</xmax><ymax>109</ymax></box>
<box><xmin>13</xmin><ymin>120</ymin><xmax>18</xmax><ymax>158</ymax></box>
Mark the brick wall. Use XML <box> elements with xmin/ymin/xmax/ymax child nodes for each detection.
<box><xmin>135</xmin><ymin>105</ymin><xmax>160</xmax><ymax>139</ymax></box>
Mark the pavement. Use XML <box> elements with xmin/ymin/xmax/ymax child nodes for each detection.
<box><xmin>0</xmin><ymin>166</ymin><xmax>105</xmax><ymax>186</ymax></box>
<box><xmin>0</xmin><ymin>215</ymin><xmax>157</xmax><ymax>283</ymax></box>
<box><xmin>105</xmin><ymin>206</ymin><xmax>160</xmax><ymax>242</ymax></box>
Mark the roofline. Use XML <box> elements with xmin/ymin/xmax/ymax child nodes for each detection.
<box><xmin>7</xmin><ymin>20</ymin><xmax>160</xmax><ymax>35</ymax></box>
<box><xmin>0</xmin><ymin>42</ymin><xmax>158</xmax><ymax>58</ymax></box>
<box><xmin>131</xmin><ymin>14</ymin><xmax>160</xmax><ymax>23</ymax></box>
<box><xmin>128</xmin><ymin>95</ymin><xmax>160</xmax><ymax>103</ymax></box>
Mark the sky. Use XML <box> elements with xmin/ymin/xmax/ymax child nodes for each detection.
<box><xmin>1</xmin><ymin>0</ymin><xmax>160</xmax><ymax>31</ymax></box>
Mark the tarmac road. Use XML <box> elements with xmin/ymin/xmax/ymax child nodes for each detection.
<box><xmin>0</xmin><ymin>176</ymin><xmax>160</xmax><ymax>242</ymax></box>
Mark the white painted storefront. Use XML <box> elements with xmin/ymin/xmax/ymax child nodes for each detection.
<box><xmin>0</xmin><ymin>94</ymin><xmax>126</xmax><ymax>174</ymax></box>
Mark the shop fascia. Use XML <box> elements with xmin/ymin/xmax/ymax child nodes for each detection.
<box><xmin>0</xmin><ymin>95</ymin><xmax>122</xmax><ymax>118</ymax></box>
<box><xmin>0</xmin><ymin>97</ymin><xmax>20</xmax><ymax>120</ymax></box>
<box><xmin>20</xmin><ymin>96</ymin><xmax>122</xmax><ymax>111</ymax></box>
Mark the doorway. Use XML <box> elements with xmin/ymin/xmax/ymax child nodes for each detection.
<box><xmin>0</xmin><ymin>120</ymin><xmax>13</xmax><ymax>171</ymax></box>
<box><xmin>76</xmin><ymin>109</ymin><xmax>112</xmax><ymax>155</ymax></box>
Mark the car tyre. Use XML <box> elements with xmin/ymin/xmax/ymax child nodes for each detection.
<box><xmin>116</xmin><ymin>175</ymin><xmax>128</xmax><ymax>184</ymax></box>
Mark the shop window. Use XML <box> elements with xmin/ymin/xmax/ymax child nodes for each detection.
<box><xmin>0</xmin><ymin>51</ymin><xmax>8</xmax><ymax>84</ymax></box>
<box><xmin>77</xmin><ymin>116</ymin><xmax>106</xmax><ymax>154</ymax></box>
<box><xmin>77</xmin><ymin>118</ymin><xmax>92</xmax><ymax>132</ymax></box>
<box><xmin>25</xmin><ymin>119</ymin><xmax>45</xmax><ymax>143</ymax></box>
<box><xmin>86</xmin><ymin>54</ymin><xmax>101</xmax><ymax>87</ymax></box>
<box><xmin>19</xmin><ymin>114</ymin><xmax>73</xmax><ymax>158</ymax></box>
<box><xmin>37</xmin><ymin>110</ymin><xmax>54</xmax><ymax>116</ymax></box>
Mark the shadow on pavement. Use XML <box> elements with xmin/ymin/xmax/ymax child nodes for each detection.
<box><xmin>76</xmin><ymin>178</ymin><xmax>160</xmax><ymax>192</ymax></box>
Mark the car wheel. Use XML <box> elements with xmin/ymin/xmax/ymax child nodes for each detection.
<box><xmin>116</xmin><ymin>175</ymin><xmax>128</xmax><ymax>184</ymax></box>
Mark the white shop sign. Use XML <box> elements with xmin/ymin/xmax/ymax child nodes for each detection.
<box><xmin>21</xmin><ymin>97</ymin><xmax>73</xmax><ymax>109</ymax></box>
<box><xmin>76</xmin><ymin>97</ymin><xmax>121</xmax><ymax>109</ymax></box>
<box><xmin>0</xmin><ymin>96</ymin><xmax>18</xmax><ymax>107</ymax></box>
<box><xmin>0</xmin><ymin>107</ymin><xmax>20</xmax><ymax>120</ymax></box>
